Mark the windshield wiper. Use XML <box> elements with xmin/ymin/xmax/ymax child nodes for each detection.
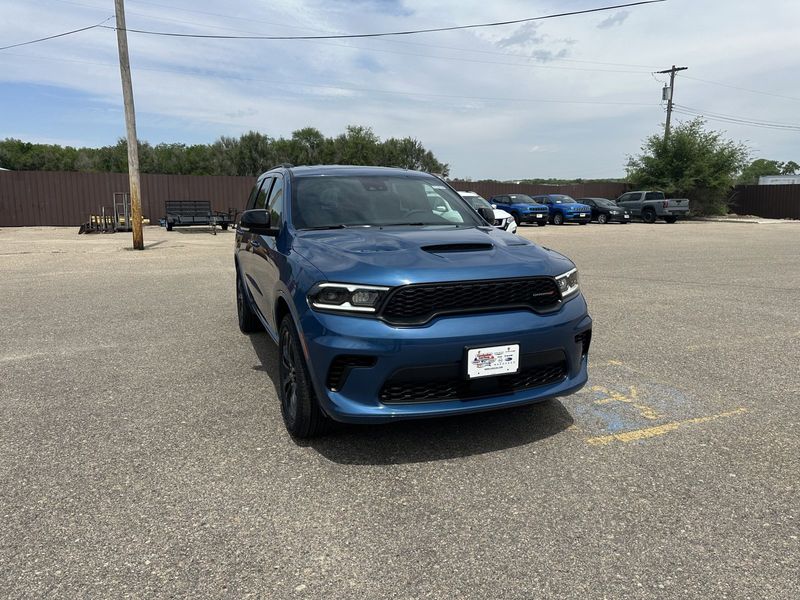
<box><xmin>378</xmin><ymin>222</ymin><xmax>428</xmax><ymax>227</ymax></box>
<box><xmin>301</xmin><ymin>224</ymin><xmax>350</xmax><ymax>230</ymax></box>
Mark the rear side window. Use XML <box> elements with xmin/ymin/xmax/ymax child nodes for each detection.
<box><xmin>645</xmin><ymin>192</ymin><xmax>665</xmax><ymax>200</ymax></box>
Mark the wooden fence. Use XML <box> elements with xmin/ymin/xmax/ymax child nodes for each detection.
<box><xmin>729</xmin><ymin>184</ymin><xmax>800</xmax><ymax>219</ymax></box>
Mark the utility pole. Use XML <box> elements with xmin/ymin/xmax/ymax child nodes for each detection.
<box><xmin>657</xmin><ymin>65</ymin><xmax>688</xmax><ymax>142</ymax></box>
<box><xmin>114</xmin><ymin>0</ymin><xmax>144</xmax><ymax>250</ymax></box>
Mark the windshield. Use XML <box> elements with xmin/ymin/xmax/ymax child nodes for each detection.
<box><xmin>292</xmin><ymin>176</ymin><xmax>484</xmax><ymax>229</ymax></box>
<box><xmin>550</xmin><ymin>195</ymin><xmax>576</xmax><ymax>204</ymax></box>
<box><xmin>508</xmin><ymin>194</ymin><xmax>537</xmax><ymax>205</ymax></box>
<box><xmin>596</xmin><ymin>198</ymin><xmax>617</xmax><ymax>208</ymax></box>
<box><xmin>464</xmin><ymin>196</ymin><xmax>493</xmax><ymax>211</ymax></box>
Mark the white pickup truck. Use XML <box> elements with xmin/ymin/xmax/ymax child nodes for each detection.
<box><xmin>615</xmin><ymin>191</ymin><xmax>690</xmax><ymax>223</ymax></box>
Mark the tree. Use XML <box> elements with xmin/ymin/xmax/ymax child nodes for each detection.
<box><xmin>737</xmin><ymin>158</ymin><xmax>799</xmax><ymax>184</ymax></box>
<box><xmin>626</xmin><ymin>118</ymin><xmax>749</xmax><ymax>215</ymax></box>
<box><xmin>0</xmin><ymin>127</ymin><xmax>449</xmax><ymax>177</ymax></box>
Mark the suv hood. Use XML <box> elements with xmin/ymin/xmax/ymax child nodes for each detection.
<box><xmin>293</xmin><ymin>227</ymin><xmax>572</xmax><ymax>286</ymax></box>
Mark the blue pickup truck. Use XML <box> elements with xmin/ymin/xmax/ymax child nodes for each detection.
<box><xmin>532</xmin><ymin>195</ymin><xmax>592</xmax><ymax>225</ymax></box>
<box><xmin>487</xmin><ymin>194</ymin><xmax>550</xmax><ymax>227</ymax></box>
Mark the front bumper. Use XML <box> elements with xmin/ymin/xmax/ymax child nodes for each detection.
<box><xmin>606</xmin><ymin>213</ymin><xmax>631</xmax><ymax>222</ymax></box>
<box><xmin>521</xmin><ymin>212</ymin><xmax>549</xmax><ymax>223</ymax></box>
<box><xmin>297</xmin><ymin>298</ymin><xmax>592</xmax><ymax>423</ymax></box>
<box><xmin>563</xmin><ymin>213</ymin><xmax>592</xmax><ymax>223</ymax></box>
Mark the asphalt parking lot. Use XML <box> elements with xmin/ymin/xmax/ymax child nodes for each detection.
<box><xmin>1</xmin><ymin>221</ymin><xmax>798</xmax><ymax>598</ymax></box>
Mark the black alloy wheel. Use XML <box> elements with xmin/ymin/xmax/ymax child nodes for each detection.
<box><xmin>278</xmin><ymin>316</ymin><xmax>331</xmax><ymax>438</ymax></box>
<box><xmin>642</xmin><ymin>208</ymin><xmax>657</xmax><ymax>224</ymax></box>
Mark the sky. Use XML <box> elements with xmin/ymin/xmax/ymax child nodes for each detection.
<box><xmin>1</xmin><ymin>0</ymin><xmax>799</xmax><ymax>180</ymax></box>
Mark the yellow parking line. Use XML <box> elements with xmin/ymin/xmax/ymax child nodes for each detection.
<box><xmin>586</xmin><ymin>407</ymin><xmax>748</xmax><ymax>446</ymax></box>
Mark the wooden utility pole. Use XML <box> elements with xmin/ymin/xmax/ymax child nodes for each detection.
<box><xmin>657</xmin><ymin>65</ymin><xmax>688</xmax><ymax>142</ymax></box>
<box><xmin>114</xmin><ymin>0</ymin><xmax>144</xmax><ymax>250</ymax></box>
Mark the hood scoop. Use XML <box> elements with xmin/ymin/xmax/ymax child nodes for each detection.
<box><xmin>421</xmin><ymin>243</ymin><xmax>494</xmax><ymax>254</ymax></box>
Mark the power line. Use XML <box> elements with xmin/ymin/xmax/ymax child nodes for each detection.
<box><xmin>672</xmin><ymin>104</ymin><xmax>800</xmax><ymax>131</ymax></box>
<box><xmin>53</xmin><ymin>0</ymin><xmax>662</xmax><ymax>69</ymax></box>
<box><xmin>97</xmin><ymin>1</ymin><xmax>666</xmax><ymax>41</ymax></box>
<box><xmin>0</xmin><ymin>16</ymin><xmax>113</xmax><ymax>51</ymax></box>
<box><xmin>677</xmin><ymin>73</ymin><xmax>800</xmax><ymax>103</ymax></box>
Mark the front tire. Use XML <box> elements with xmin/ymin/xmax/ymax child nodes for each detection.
<box><xmin>536</xmin><ymin>220</ymin><xmax>547</xmax><ymax>227</ymax></box>
<box><xmin>278</xmin><ymin>316</ymin><xmax>331</xmax><ymax>439</ymax></box>
<box><xmin>598</xmin><ymin>213</ymin><xmax>608</xmax><ymax>224</ymax></box>
<box><xmin>553</xmin><ymin>213</ymin><xmax>564</xmax><ymax>225</ymax></box>
<box><xmin>511</xmin><ymin>212</ymin><xmax>521</xmax><ymax>225</ymax></box>
<box><xmin>642</xmin><ymin>209</ymin><xmax>657</xmax><ymax>224</ymax></box>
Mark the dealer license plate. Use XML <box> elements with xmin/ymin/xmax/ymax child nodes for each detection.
<box><xmin>467</xmin><ymin>344</ymin><xmax>520</xmax><ymax>379</ymax></box>
<box><xmin>536</xmin><ymin>213</ymin><xmax>543</xmax><ymax>218</ymax></box>
<box><xmin>579</xmin><ymin>213</ymin><xmax>586</xmax><ymax>217</ymax></box>
<box><xmin>624</xmin><ymin>214</ymin><xmax>630</xmax><ymax>218</ymax></box>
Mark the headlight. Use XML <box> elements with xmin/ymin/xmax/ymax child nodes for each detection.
<box><xmin>505</xmin><ymin>217</ymin><xmax>515</xmax><ymax>226</ymax></box>
<box><xmin>555</xmin><ymin>268</ymin><xmax>579</xmax><ymax>299</ymax></box>
<box><xmin>610</xmin><ymin>210</ymin><xmax>619</xmax><ymax>215</ymax></box>
<box><xmin>308</xmin><ymin>283</ymin><xmax>390</xmax><ymax>313</ymax></box>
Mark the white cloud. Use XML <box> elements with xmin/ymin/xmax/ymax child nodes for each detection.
<box><xmin>0</xmin><ymin>0</ymin><xmax>799</xmax><ymax>179</ymax></box>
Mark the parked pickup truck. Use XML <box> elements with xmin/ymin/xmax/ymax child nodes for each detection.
<box><xmin>614</xmin><ymin>191</ymin><xmax>690</xmax><ymax>223</ymax></box>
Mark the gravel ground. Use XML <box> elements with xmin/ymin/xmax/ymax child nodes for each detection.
<box><xmin>1</xmin><ymin>222</ymin><xmax>798</xmax><ymax>599</ymax></box>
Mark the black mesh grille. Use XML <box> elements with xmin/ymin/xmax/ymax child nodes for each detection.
<box><xmin>326</xmin><ymin>355</ymin><xmax>376</xmax><ymax>391</ymax></box>
<box><xmin>575</xmin><ymin>329</ymin><xmax>592</xmax><ymax>356</ymax></box>
<box><xmin>380</xmin><ymin>361</ymin><xmax>567</xmax><ymax>404</ymax></box>
<box><xmin>380</xmin><ymin>277</ymin><xmax>560</xmax><ymax>324</ymax></box>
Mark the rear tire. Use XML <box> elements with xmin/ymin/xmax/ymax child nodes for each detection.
<box><xmin>236</xmin><ymin>270</ymin><xmax>263</xmax><ymax>333</ymax></box>
<box><xmin>598</xmin><ymin>213</ymin><xmax>608</xmax><ymax>224</ymax></box>
<box><xmin>642</xmin><ymin>209</ymin><xmax>657</xmax><ymax>224</ymax></box>
<box><xmin>664</xmin><ymin>216</ymin><xmax>677</xmax><ymax>224</ymax></box>
<box><xmin>553</xmin><ymin>213</ymin><xmax>564</xmax><ymax>225</ymax></box>
<box><xmin>166</xmin><ymin>221</ymin><xmax>173</xmax><ymax>231</ymax></box>
<box><xmin>278</xmin><ymin>315</ymin><xmax>331</xmax><ymax>439</ymax></box>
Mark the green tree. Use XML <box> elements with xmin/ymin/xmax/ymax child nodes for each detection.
<box><xmin>736</xmin><ymin>158</ymin><xmax>800</xmax><ymax>184</ymax></box>
<box><xmin>626</xmin><ymin>118</ymin><xmax>749</xmax><ymax>215</ymax></box>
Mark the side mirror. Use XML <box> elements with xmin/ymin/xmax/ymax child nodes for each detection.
<box><xmin>477</xmin><ymin>206</ymin><xmax>495</xmax><ymax>224</ymax></box>
<box><xmin>239</xmin><ymin>209</ymin><xmax>275</xmax><ymax>235</ymax></box>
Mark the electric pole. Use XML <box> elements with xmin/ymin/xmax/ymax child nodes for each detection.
<box><xmin>114</xmin><ymin>0</ymin><xmax>144</xmax><ymax>250</ymax></box>
<box><xmin>657</xmin><ymin>65</ymin><xmax>688</xmax><ymax>142</ymax></box>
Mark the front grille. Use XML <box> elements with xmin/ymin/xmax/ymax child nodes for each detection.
<box><xmin>380</xmin><ymin>277</ymin><xmax>560</xmax><ymax>325</ymax></box>
<box><xmin>380</xmin><ymin>360</ymin><xmax>568</xmax><ymax>404</ymax></box>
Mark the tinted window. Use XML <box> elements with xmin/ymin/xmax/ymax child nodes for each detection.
<box><xmin>267</xmin><ymin>175</ymin><xmax>283</xmax><ymax>226</ymax></box>
<box><xmin>246</xmin><ymin>178</ymin><xmax>267</xmax><ymax>210</ymax></box>
<box><xmin>645</xmin><ymin>191</ymin><xmax>665</xmax><ymax>200</ymax></box>
<box><xmin>508</xmin><ymin>194</ymin><xmax>535</xmax><ymax>203</ymax></box>
<box><xmin>254</xmin><ymin>177</ymin><xmax>273</xmax><ymax>210</ymax></box>
<box><xmin>549</xmin><ymin>195</ymin><xmax>575</xmax><ymax>204</ymax></box>
<box><xmin>291</xmin><ymin>176</ymin><xmax>483</xmax><ymax>229</ymax></box>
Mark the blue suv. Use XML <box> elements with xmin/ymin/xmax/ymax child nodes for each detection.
<box><xmin>235</xmin><ymin>166</ymin><xmax>592</xmax><ymax>437</ymax></box>
<box><xmin>533</xmin><ymin>195</ymin><xmax>592</xmax><ymax>225</ymax></box>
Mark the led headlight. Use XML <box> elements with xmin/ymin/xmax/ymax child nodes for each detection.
<box><xmin>610</xmin><ymin>210</ymin><xmax>619</xmax><ymax>215</ymax></box>
<box><xmin>555</xmin><ymin>268</ymin><xmax>580</xmax><ymax>299</ymax></box>
<box><xmin>308</xmin><ymin>283</ymin><xmax>390</xmax><ymax>313</ymax></box>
